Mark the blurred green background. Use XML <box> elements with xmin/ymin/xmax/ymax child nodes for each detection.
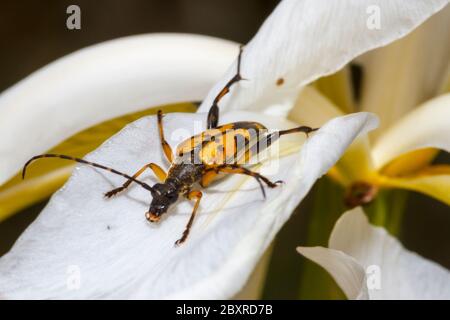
<box><xmin>0</xmin><ymin>0</ymin><xmax>449</xmax><ymax>299</ymax></box>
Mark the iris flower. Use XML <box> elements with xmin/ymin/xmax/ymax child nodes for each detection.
<box><xmin>0</xmin><ymin>0</ymin><xmax>447</xmax><ymax>299</ymax></box>
<box><xmin>298</xmin><ymin>207</ymin><xmax>450</xmax><ymax>299</ymax></box>
<box><xmin>292</xmin><ymin>3</ymin><xmax>450</xmax><ymax>209</ymax></box>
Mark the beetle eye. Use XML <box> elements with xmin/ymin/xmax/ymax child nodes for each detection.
<box><xmin>166</xmin><ymin>192</ymin><xmax>178</xmax><ymax>202</ymax></box>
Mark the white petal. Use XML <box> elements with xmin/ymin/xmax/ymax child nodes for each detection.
<box><xmin>372</xmin><ymin>93</ymin><xmax>450</xmax><ymax>169</ymax></box>
<box><xmin>0</xmin><ymin>34</ymin><xmax>239</xmax><ymax>185</ymax></box>
<box><xmin>360</xmin><ymin>5</ymin><xmax>450</xmax><ymax>137</ymax></box>
<box><xmin>0</xmin><ymin>111</ymin><xmax>377</xmax><ymax>299</ymax></box>
<box><xmin>198</xmin><ymin>0</ymin><xmax>449</xmax><ymax>117</ymax></box>
<box><xmin>329</xmin><ymin>208</ymin><xmax>450</xmax><ymax>299</ymax></box>
<box><xmin>297</xmin><ymin>246</ymin><xmax>369</xmax><ymax>300</ymax></box>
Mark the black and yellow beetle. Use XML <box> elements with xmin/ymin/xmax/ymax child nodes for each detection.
<box><xmin>22</xmin><ymin>47</ymin><xmax>318</xmax><ymax>245</ymax></box>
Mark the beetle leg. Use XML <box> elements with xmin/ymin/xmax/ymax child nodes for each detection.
<box><xmin>206</xmin><ymin>46</ymin><xmax>245</xmax><ymax>130</ymax></box>
<box><xmin>279</xmin><ymin>125</ymin><xmax>319</xmax><ymax>137</ymax></box>
<box><xmin>104</xmin><ymin>162</ymin><xmax>166</xmax><ymax>198</ymax></box>
<box><xmin>175</xmin><ymin>190</ymin><xmax>203</xmax><ymax>246</ymax></box>
<box><xmin>200</xmin><ymin>170</ymin><xmax>218</xmax><ymax>187</ymax></box>
<box><xmin>215</xmin><ymin>164</ymin><xmax>282</xmax><ymax>199</ymax></box>
<box><xmin>157</xmin><ymin>110</ymin><xmax>174</xmax><ymax>163</ymax></box>
<box><xmin>254</xmin><ymin>125</ymin><xmax>320</xmax><ymax>157</ymax></box>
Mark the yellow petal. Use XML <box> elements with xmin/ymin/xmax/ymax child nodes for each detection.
<box><xmin>443</xmin><ymin>66</ymin><xmax>450</xmax><ymax>93</ymax></box>
<box><xmin>289</xmin><ymin>86</ymin><xmax>376</xmax><ymax>186</ymax></box>
<box><xmin>377</xmin><ymin>165</ymin><xmax>450</xmax><ymax>206</ymax></box>
<box><xmin>333</xmin><ymin>137</ymin><xmax>376</xmax><ymax>186</ymax></box>
<box><xmin>0</xmin><ymin>103</ymin><xmax>196</xmax><ymax>222</ymax></box>
<box><xmin>313</xmin><ymin>67</ymin><xmax>355</xmax><ymax>113</ymax></box>
<box><xmin>360</xmin><ymin>5</ymin><xmax>450</xmax><ymax>139</ymax></box>
<box><xmin>380</xmin><ymin>148</ymin><xmax>439</xmax><ymax>176</ymax></box>
<box><xmin>373</xmin><ymin>93</ymin><xmax>450</xmax><ymax>170</ymax></box>
<box><xmin>0</xmin><ymin>167</ymin><xmax>73</xmax><ymax>222</ymax></box>
<box><xmin>289</xmin><ymin>86</ymin><xmax>343</xmax><ymax>127</ymax></box>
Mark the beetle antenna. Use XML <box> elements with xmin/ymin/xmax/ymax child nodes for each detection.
<box><xmin>22</xmin><ymin>154</ymin><xmax>154</xmax><ymax>192</ymax></box>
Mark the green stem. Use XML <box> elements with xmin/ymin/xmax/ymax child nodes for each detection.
<box><xmin>366</xmin><ymin>189</ymin><xmax>408</xmax><ymax>237</ymax></box>
<box><xmin>297</xmin><ymin>177</ymin><xmax>346</xmax><ymax>299</ymax></box>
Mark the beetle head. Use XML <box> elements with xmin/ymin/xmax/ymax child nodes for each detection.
<box><xmin>146</xmin><ymin>183</ymin><xmax>179</xmax><ymax>222</ymax></box>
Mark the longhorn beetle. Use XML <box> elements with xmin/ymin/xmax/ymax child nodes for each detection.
<box><xmin>23</xmin><ymin>47</ymin><xmax>318</xmax><ymax>246</ymax></box>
